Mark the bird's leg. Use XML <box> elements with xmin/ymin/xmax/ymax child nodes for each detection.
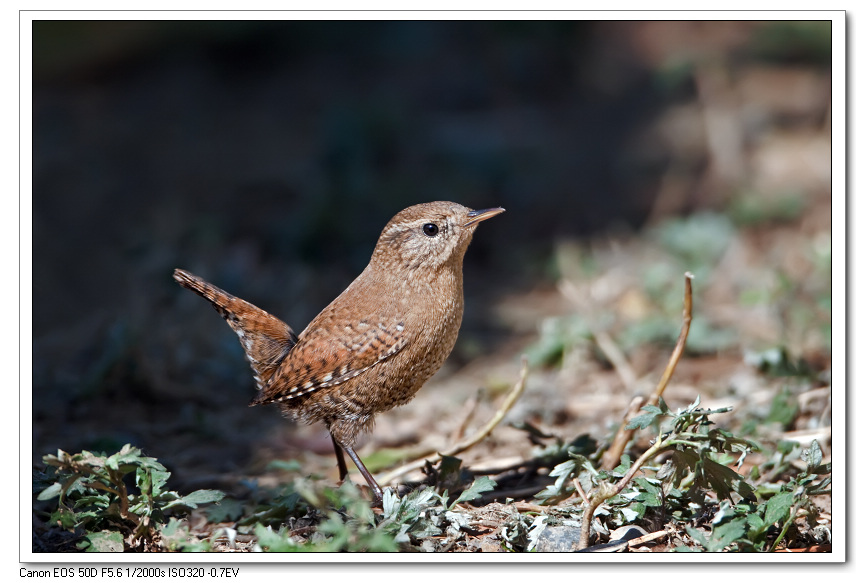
<box><xmin>336</xmin><ymin>440</ymin><xmax>385</xmax><ymax>505</ymax></box>
<box><xmin>331</xmin><ymin>433</ymin><xmax>349</xmax><ymax>481</ymax></box>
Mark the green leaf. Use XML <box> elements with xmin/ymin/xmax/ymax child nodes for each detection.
<box><xmin>619</xmin><ymin>506</ymin><xmax>641</xmax><ymax>522</ymax></box>
<box><xmin>451</xmin><ymin>476</ymin><xmax>496</xmax><ymax>508</ymax></box>
<box><xmin>180</xmin><ymin>489</ymin><xmax>225</xmax><ymax>507</ymax></box>
<box><xmin>802</xmin><ymin>440</ymin><xmax>823</xmax><ymax>470</ymax></box>
<box><xmin>50</xmin><ymin>507</ymin><xmax>78</xmax><ymax>529</ymax></box>
<box><xmin>764</xmin><ymin>491</ymin><xmax>795</xmax><ymax>526</ymax></box>
<box><xmin>80</xmin><ymin>530</ymin><xmax>124</xmax><ymax>552</ymax></box>
<box><xmin>667</xmin><ymin>448</ymin><xmax>699</xmax><ymax>486</ymax></box>
<box><xmin>626</xmin><ymin>412</ymin><xmax>659</xmax><ymax>430</ymax></box>
<box><xmin>160</xmin><ymin>518</ymin><xmax>195</xmax><ymax>551</ymax></box>
<box><xmin>712</xmin><ymin>518</ymin><xmax>747</xmax><ymax>550</ymax></box>
<box><xmin>254</xmin><ymin>524</ymin><xmax>298</xmax><ymax>552</ymax></box>
<box><xmin>105</xmin><ymin>445</ymin><xmax>143</xmax><ymax>471</ymax></box>
<box><xmin>549</xmin><ymin>459</ymin><xmax>577</xmax><ymax>479</ymax></box>
<box><xmin>633</xmin><ymin>477</ymin><xmax>663</xmax><ymax>507</ymax></box>
<box><xmin>74</xmin><ymin>495</ymin><xmax>110</xmax><ymax>509</ymax></box>
<box><xmin>37</xmin><ymin>482</ymin><xmax>63</xmax><ymax>501</ymax></box>
<box><xmin>612</xmin><ymin>454</ymin><xmax>633</xmax><ymax>475</ymax></box>
<box><xmin>205</xmin><ymin>497</ymin><xmax>245</xmax><ymax>523</ymax></box>
<box><xmin>37</xmin><ymin>443</ymin><xmax>228</xmax><ymax>541</ymax></box>
<box><xmin>135</xmin><ymin>467</ymin><xmax>153</xmax><ymax>496</ymax></box>
<box><xmin>695</xmin><ymin>456</ymin><xmax>754</xmax><ymax>502</ymax></box>
<box><xmin>745</xmin><ymin>512</ymin><xmax>766</xmax><ymax>532</ymax></box>
<box><xmin>535</xmin><ymin>458</ymin><xmax>581</xmax><ymax>504</ymax></box>
<box><xmin>810</xmin><ymin>462</ymin><xmax>831</xmax><ymax>476</ymax></box>
<box><xmin>150</xmin><ymin>469</ymin><xmax>171</xmax><ymax>495</ymax></box>
<box><xmin>685</xmin><ymin>526</ymin><xmax>709</xmax><ymax>548</ymax></box>
<box><xmin>642</xmin><ymin>404</ymin><xmax>665</xmax><ymax>416</ymax></box>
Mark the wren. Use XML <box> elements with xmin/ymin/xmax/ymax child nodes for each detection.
<box><xmin>174</xmin><ymin>201</ymin><xmax>504</xmax><ymax>503</ymax></box>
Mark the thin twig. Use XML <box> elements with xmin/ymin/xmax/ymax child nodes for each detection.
<box><xmin>512</xmin><ymin>501</ymin><xmax>548</xmax><ymax>514</ymax></box>
<box><xmin>572</xmin><ymin>477</ymin><xmax>589</xmax><ymax>505</ymax></box>
<box><xmin>600</xmin><ymin>396</ymin><xmax>646</xmax><ymax>470</ymax></box>
<box><xmin>600</xmin><ymin>272</ymin><xmax>694</xmax><ymax>470</ymax></box>
<box><xmin>579</xmin><ymin>273</ymin><xmax>695</xmax><ymax>549</ymax></box>
<box><xmin>376</xmin><ymin>357</ymin><xmax>530</xmax><ymax>487</ymax></box>
<box><xmin>626</xmin><ymin>529</ymin><xmax>669</xmax><ymax>548</ymax></box>
<box><xmin>647</xmin><ymin>272</ymin><xmax>694</xmax><ymax>407</ymax></box>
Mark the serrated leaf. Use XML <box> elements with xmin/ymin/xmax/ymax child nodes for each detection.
<box><xmin>548</xmin><ymin>459</ymin><xmax>577</xmax><ymax>479</ymax></box>
<box><xmin>73</xmin><ymin>495</ymin><xmax>111</xmax><ymax>509</ymax></box>
<box><xmin>436</xmin><ymin>455</ymin><xmax>465</xmax><ymax>492</ymax></box>
<box><xmin>811</xmin><ymin>462</ymin><xmax>831</xmax><ymax>476</ymax></box>
<box><xmin>451</xmin><ymin>476</ymin><xmax>496</xmax><ymax>507</ymax></box>
<box><xmin>633</xmin><ymin>488</ymin><xmax>662</xmax><ymax>507</ymax></box>
<box><xmin>160</xmin><ymin>517</ymin><xmax>213</xmax><ymax>552</ymax></box>
<box><xmin>712</xmin><ymin>518</ymin><xmax>746</xmax><ymax>550</ymax></box>
<box><xmin>802</xmin><ymin>440</ymin><xmax>823</xmax><ymax>470</ymax></box>
<box><xmin>135</xmin><ymin>467</ymin><xmax>153</xmax><ymax>496</ymax></box>
<box><xmin>392</xmin><ymin>523</ymin><xmax>411</xmax><ymax>544</ymax></box>
<box><xmin>526</xmin><ymin>514</ymin><xmax>547</xmax><ymax>552</ymax></box>
<box><xmin>685</xmin><ymin>525</ymin><xmax>709</xmax><ymax>547</ymax></box>
<box><xmin>73</xmin><ymin>451</ymin><xmax>107</xmax><ymax>469</ymax></box>
<box><xmin>50</xmin><ymin>507</ymin><xmax>77</xmax><ymax>529</ymax></box>
<box><xmin>79</xmin><ymin>530</ymin><xmax>124</xmax><ymax>552</ymax></box>
<box><xmin>381</xmin><ymin>488</ymin><xmax>400</xmax><ymax>518</ymax></box>
<box><xmin>150</xmin><ymin>469</ymin><xmax>171</xmax><ymax>495</ymax></box>
<box><xmin>105</xmin><ymin>445</ymin><xmax>143</xmax><ymax>471</ymax></box>
<box><xmin>535</xmin><ymin>458</ymin><xmax>581</xmax><ymax>505</ymax></box>
<box><xmin>745</xmin><ymin>512</ymin><xmax>765</xmax><ymax>531</ymax></box>
<box><xmin>626</xmin><ymin>412</ymin><xmax>659</xmax><ymax>430</ymax></box>
<box><xmin>254</xmin><ymin>524</ymin><xmax>297</xmax><ymax>552</ymax></box>
<box><xmin>764</xmin><ymin>491</ymin><xmax>795</xmax><ymax>525</ymax></box>
<box><xmin>205</xmin><ymin>497</ymin><xmax>245</xmax><ymax>523</ymax></box>
<box><xmin>406</xmin><ymin>518</ymin><xmax>443</xmax><ymax>539</ymax></box>
<box><xmin>695</xmin><ymin>456</ymin><xmax>754</xmax><ymax>502</ymax></box>
<box><xmin>619</xmin><ymin>507</ymin><xmax>641</xmax><ymax>522</ymax></box>
<box><xmin>612</xmin><ymin>454</ymin><xmax>633</xmax><ymax>475</ymax></box>
<box><xmin>181</xmin><ymin>489</ymin><xmax>225</xmax><ymax>506</ymax></box>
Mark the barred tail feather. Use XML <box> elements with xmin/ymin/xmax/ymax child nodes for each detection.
<box><xmin>173</xmin><ymin>268</ymin><xmax>298</xmax><ymax>391</ymax></box>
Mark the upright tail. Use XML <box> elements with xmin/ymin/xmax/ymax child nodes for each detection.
<box><xmin>173</xmin><ymin>268</ymin><xmax>298</xmax><ymax>391</ymax></box>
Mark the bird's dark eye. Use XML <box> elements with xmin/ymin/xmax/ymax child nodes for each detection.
<box><xmin>422</xmin><ymin>223</ymin><xmax>439</xmax><ymax>237</ymax></box>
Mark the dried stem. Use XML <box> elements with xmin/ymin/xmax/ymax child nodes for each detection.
<box><xmin>376</xmin><ymin>357</ymin><xmax>529</xmax><ymax>487</ymax></box>
<box><xmin>647</xmin><ymin>272</ymin><xmax>694</xmax><ymax>407</ymax></box>
<box><xmin>572</xmin><ymin>477</ymin><xmax>589</xmax><ymax>505</ymax></box>
<box><xmin>600</xmin><ymin>396</ymin><xmax>647</xmax><ymax>470</ymax></box>
<box><xmin>579</xmin><ymin>435</ymin><xmax>668</xmax><ymax>549</ymax></box>
<box><xmin>626</xmin><ymin>529</ymin><xmax>669</xmax><ymax>548</ymax></box>
<box><xmin>600</xmin><ymin>272</ymin><xmax>694</xmax><ymax>469</ymax></box>
<box><xmin>579</xmin><ymin>273</ymin><xmax>694</xmax><ymax>549</ymax></box>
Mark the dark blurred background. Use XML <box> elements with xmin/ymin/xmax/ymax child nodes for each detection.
<box><xmin>31</xmin><ymin>20</ymin><xmax>831</xmax><ymax>488</ymax></box>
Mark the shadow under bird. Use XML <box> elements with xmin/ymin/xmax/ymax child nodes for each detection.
<box><xmin>173</xmin><ymin>201</ymin><xmax>504</xmax><ymax>504</ymax></box>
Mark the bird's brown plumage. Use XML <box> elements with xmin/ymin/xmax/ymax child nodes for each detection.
<box><xmin>174</xmin><ymin>201</ymin><xmax>504</xmax><ymax>502</ymax></box>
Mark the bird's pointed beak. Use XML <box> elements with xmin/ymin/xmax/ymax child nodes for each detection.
<box><xmin>464</xmin><ymin>207</ymin><xmax>505</xmax><ymax>227</ymax></box>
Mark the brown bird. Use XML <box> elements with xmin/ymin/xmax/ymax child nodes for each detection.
<box><xmin>173</xmin><ymin>201</ymin><xmax>504</xmax><ymax>503</ymax></box>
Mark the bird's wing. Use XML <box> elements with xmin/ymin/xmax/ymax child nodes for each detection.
<box><xmin>250</xmin><ymin>315</ymin><xmax>407</xmax><ymax>406</ymax></box>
